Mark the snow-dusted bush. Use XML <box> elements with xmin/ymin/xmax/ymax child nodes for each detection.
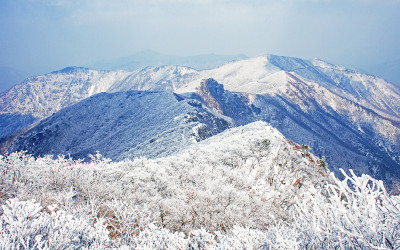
<box><xmin>0</xmin><ymin>122</ymin><xmax>399</xmax><ymax>248</ymax></box>
<box><xmin>0</xmin><ymin>123</ymin><xmax>328</xmax><ymax>233</ymax></box>
<box><xmin>293</xmin><ymin>169</ymin><xmax>400</xmax><ymax>249</ymax></box>
<box><xmin>0</xmin><ymin>198</ymin><xmax>109</xmax><ymax>249</ymax></box>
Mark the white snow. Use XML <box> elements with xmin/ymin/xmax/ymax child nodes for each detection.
<box><xmin>1</xmin><ymin>122</ymin><xmax>398</xmax><ymax>248</ymax></box>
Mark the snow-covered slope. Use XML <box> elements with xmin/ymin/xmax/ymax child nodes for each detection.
<box><xmin>9</xmin><ymin>91</ymin><xmax>231</xmax><ymax>160</ymax></box>
<box><xmin>0</xmin><ymin>67</ymin><xmax>130</xmax><ymax>119</ymax></box>
<box><xmin>199</xmin><ymin>55</ymin><xmax>400</xmax><ymax>123</ymax></box>
<box><xmin>3</xmin><ymin>122</ymin><xmax>398</xmax><ymax>249</ymax></box>
<box><xmin>175</xmin><ymin>56</ymin><xmax>400</xmax><ymax>187</ymax></box>
<box><xmin>0</xmin><ymin>65</ymin><xmax>204</xmax><ymax>138</ymax></box>
<box><xmin>182</xmin><ymin>77</ymin><xmax>400</xmax><ymax>186</ymax></box>
<box><xmin>1</xmin><ymin>121</ymin><xmax>330</xmax><ymax>238</ymax></box>
<box><xmin>107</xmin><ymin>65</ymin><xmax>200</xmax><ymax>92</ymax></box>
<box><xmin>0</xmin><ymin>67</ymin><xmax>130</xmax><ymax>138</ymax></box>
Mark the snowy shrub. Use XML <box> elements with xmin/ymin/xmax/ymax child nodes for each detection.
<box><xmin>128</xmin><ymin>224</ymin><xmax>188</xmax><ymax>249</ymax></box>
<box><xmin>293</xmin><ymin>169</ymin><xmax>400</xmax><ymax>249</ymax></box>
<box><xmin>0</xmin><ymin>198</ymin><xmax>109</xmax><ymax>249</ymax></box>
<box><xmin>215</xmin><ymin>226</ymin><xmax>269</xmax><ymax>249</ymax></box>
<box><xmin>0</xmin><ymin>122</ymin><xmax>399</xmax><ymax>248</ymax></box>
<box><xmin>0</xmin><ymin>199</ymin><xmax>48</xmax><ymax>249</ymax></box>
<box><xmin>263</xmin><ymin>223</ymin><xmax>301</xmax><ymax>249</ymax></box>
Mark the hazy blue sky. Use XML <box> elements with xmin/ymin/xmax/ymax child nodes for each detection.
<box><xmin>1</xmin><ymin>0</ymin><xmax>400</xmax><ymax>75</ymax></box>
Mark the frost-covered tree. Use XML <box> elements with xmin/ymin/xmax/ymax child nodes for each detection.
<box><xmin>0</xmin><ymin>122</ymin><xmax>399</xmax><ymax>249</ymax></box>
<box><xmin>0</xmin><ymin>199</ymin><xmax>109</xmax><ymax>249</ymax></box>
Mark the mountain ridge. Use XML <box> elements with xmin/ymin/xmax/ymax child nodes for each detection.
<box><xmin>8</xmin><ymin>90</ymin><xmax>231</xmax><ymax>161</ymax></box>
<box><xmin>1</xmin><ymin>54</ymin><xmax>399</xmax><ymax>188</ymax></box>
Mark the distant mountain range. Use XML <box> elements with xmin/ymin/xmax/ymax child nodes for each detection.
<box><xmin>0</xmin><ymin>66</ymin><xmax>30</xmax><ymax>93</ymax></box>
<box><xmin>1</xmin><ymin>54</ymin><xmax>400</xmax><ymax>189</ymax></box>
<box><xmin>90</xmin><ymin>50</ymin><xmax>249</xmax><ymax>71</ymax></box>
<box><xmin>360</xmin><ymin>58</ymin><xmax>400</xmax><ymax>87</ymax></box>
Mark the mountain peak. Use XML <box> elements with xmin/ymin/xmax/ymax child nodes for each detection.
<box><xmin>51</xmin><ymin>66</ymin><xmax>90</xmax><ymax>74</ymax></box>
<box><xmin>195</xmin><ymin>78</ymin><xmax>225</xmax><ymax>114</ymax></box>
<box><xmin>265</xmin><ymin>54</ymin><xmax>311</xmax><ymax>72</ymax></box>
<box><xmin>199</xmin><ymin>78</ymin><xmax>224</xmax><ymax>95</ymax></box>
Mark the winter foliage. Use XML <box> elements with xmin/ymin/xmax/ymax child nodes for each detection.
<box><xmin>1</xmin><ymin>122</ymin><xmax>399</xmax><ymax>249</ymax></box>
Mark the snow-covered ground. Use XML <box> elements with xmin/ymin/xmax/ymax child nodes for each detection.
<box><xmin>1</xmin><ymin>122</ymin><xmax>399</xmax><ymax>249</ymax></box>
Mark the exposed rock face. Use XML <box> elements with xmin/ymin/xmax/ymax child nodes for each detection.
<box><xmin>194</xmin><ymin>78</ymin><xmax>260</xmax><ymax>125</ymax></box>
<box><xmin>195</xmin><ymin>78</ymin><xmax>224</xmax><ymax>114</ymax></box>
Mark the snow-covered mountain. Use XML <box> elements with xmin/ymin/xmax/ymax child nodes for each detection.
<box><xmin>183</xmin><ymin>55</ymin><xmax>400</xmax><ymax>186</ymax></box>
<box><xmin>0</xmin><ymin>67</ymin><xmax>130</xmax><ymax>119</ymax></box>
<box><xmin>186</xmin><ymin>76</ymin><xmax>400</xmax><ymax>186</ymax></box>
<box><xmin>9</xmin><ymin>91</ymin><xmax>231</xmax><ymax>160</ymax></box>
<box><xmin>107</xmin><ymin>65</ymin><xmax>201</xmax><ymax>92</ymax></box>
<box><xmin>0</xmin><ymin>67</ymin><xmax>130</xmax><ymax>138</ymax></box>
<box><xmin>1</xmin><ymin>54</ymin><xmax>400</xmax><ymax>187</ymax></box>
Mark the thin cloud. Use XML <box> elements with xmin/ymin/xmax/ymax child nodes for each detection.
<box><xmin>0</xmin><ymin>0</ymin><xmax>399</xmax><ymax>74</ymax></box>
